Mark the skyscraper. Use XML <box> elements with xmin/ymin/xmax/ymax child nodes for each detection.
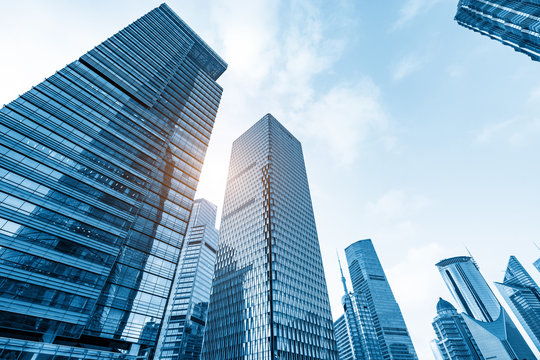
<box><xmin>338</xmin><ymin>256</ymin><xmax>382</xmax><ymax>360</ymax></box>
<box><xmin>0</xmin><ymin>4</ymin><xmax>226</xmax><ymax>359</ymax></box>
<box><xmin>534</xmin><ymin>258</ymin><xmax>540</xmax><ymax>273</ymax></box>
<box><xmin>431</xmin><ymin>298</ymin><xmax>483</xmax><ymax>360</ymax></box>
<box><xmin>156</xmin><ymin>199</ymin><xmax>219</xmax><ymax>360</ymax></box>
<box><xmin>495</xmin><ymin>256</ymin><xmax>540</xmax><ymax>351</ymax></box>
<box><xmin>345</xmin><ymin>239</ymin><xmax>417</xmax><ymax>360</ymax></box>
<box><xmin>334</xmin><ymin>315</ymin><xmax>354</xmax><ymax>360</ymax></box>
<box><xmin>436</xmin><ymin>256</ymin><xmax>535</xmax><ymax>359</ymax></box>
<box><xmin>455</xmin><ymin>0</ymin><xmax>540</xmax><ymax>61</ymax></box>
<box><xmin>202</xmin><ymin>114</ymin><xmax>337</xmax><ymax>359</ymax></box>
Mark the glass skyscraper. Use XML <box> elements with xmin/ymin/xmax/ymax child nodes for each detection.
<box><xmin>338</xmin><ymin>256</ymin><xmax>382</xmax><ymax>360</ymax></box>
<box><xmin>534</xmin><ymin>257</ymin><xmax>540</xmax><ymax>273</ymax></box>
<box><xmin>155</xmin><ymin>199</ymin><xmax>219</xmax><ymax>360</ymax></box>
<box><xmin>436</xmin><ymin>256</ymin><xmax>535</xmax><ymax>359</ymax></box>
<box><xmin>202</xmin><ymin>114</ymin><xmax>337</xmax><ymax>359</ymax></box>
<box><xmin>0</xmin><ymin>4</ymin><xmax>226</xmax><ymax>359</ymax></box>
<box><xmin>455</xmin><ymin>0</ymin><xmax>540</xmax><ymax>61</ymax></box>
<box><xmin>431</xmin><ymin>298</ymin><xmax>483</xmax><ymax>360</ymax></box>
<box><xmin>495</xmin><ymin>256</ymin><xmax>540</xmax><ymax>351</ymax></box>
<box><xmin>334</xmin><ymin>315</ymin><xmax>354</xmax><ymax>360</ymax></box>
<box><xmin>344</xmin><ymin>239</ymin><xmax>417</xmax><ymax>360</ymax></box>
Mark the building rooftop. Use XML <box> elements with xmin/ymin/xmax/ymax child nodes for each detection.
<box><xmin>435</xmin><ymin>256</ymin><xmax>473</xmax><ymax>268</ymax></box>
<box><xmin>436</xmin><ymin>297</ymin><xmax>456</xmax><ymax>313</ymax></box>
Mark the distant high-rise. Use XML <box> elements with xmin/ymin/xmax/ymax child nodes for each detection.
<box><xmin>345</xmin><ymin>239</ymin><xmax>417</xmax><ymax>360</ymax></box>
<box><xmin>455</xmin><ymin>0</ymin><xmax>540</xmax><ymax>61</ymax></box>
<box><xmin>436</xmin><ymin>256</ymin><xmax>535</xmax><ymax>359</ymax></box>
<box><xmin>0</xmin><ymin>4</ymin><xmax>226</xmax><ymax>359</ymax></box>
<box><xmin>338</xmin><ymin>255</ymin><xmax>382</xmax><ymax>360</ymax></box>
<box><xmin>202</xmin><ymin>114</ymin><xmax>337</xmax><ymax>359</ymax></box>
<box><xmin>534</xmin><ymin>258</ymin><xmax>540</xmax><ymax>273</ymax></box>
<box><xmin>495</xmin><ymin>256</ymin><xmax>540</xmax><ymax>351</ymax></box>
<box><xmin>156</xmin><ymin>199</ymin><xmax>219</xmax><ymax>360</ymax></box>
<box><xmin>431</xmin><ymin>298</ymin><xmax>483</xmax><ymax>360</ymax></box>
<box><xmin>334</xmin><ymin>315</ymin><xmax>354</xmax><ymax>360</ymax></box>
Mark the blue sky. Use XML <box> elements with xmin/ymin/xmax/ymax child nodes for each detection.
<box><xmin>1</xmin><ymin>0</ymin><xmax>540</xmax><ymax>358</ymax></box>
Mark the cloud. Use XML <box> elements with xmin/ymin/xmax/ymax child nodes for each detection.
<box><xmin>394</xmin><ymin>0</ymin><xmax>442</xmax><ymax>29</ymax></box>
<box><xmin>387</xmin><ymin>242</ymin><xmax>451</xmax><ymax>360</ymax></box>
<box><xmin>475</xmin><ymin>117</ymin><xmax>540</xmax><ymax>146</ymax></box>
<box><xmin>393</xmin><ymin>54</ymin><xmax>427</xmax><ymax>80</ymax></box>
<box><xmin>367</xmin><ymin>189</ymin><xmax>431</xmax><ymax>220</ymax></box>
<box><xmin>528</xmin><ymin>85</ymin><xmax>540</xmax><ymax>102</ymax></box>
<box><xmin>271</xmin><ymin>1</ymin><xmax>345</xmax><ymax>110</ymax></box>
<box><xmin>289</xmin><ymin>80</ymin><xmax>389</xmax><ymax>165</ymax></box>
<box><xmin>446</xmin><ymin>63</ymin><xmax>465</xmax><ymax>78</ymax></box>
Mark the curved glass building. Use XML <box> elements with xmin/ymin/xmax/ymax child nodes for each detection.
<box><xmin>436</xmin><ymin>256</ymin><xmax>535</xmax><ymax>359</ymax></box>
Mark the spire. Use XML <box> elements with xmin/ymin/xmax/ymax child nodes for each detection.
<box><xmin>465</xmin><ymin>246</ymin><xmax>480</xmax><ymax>270</ymax></box>
<box><xmin>337</xmin><ymin>250</ymin><xmax>349</xmax><ymax>294</ymax></box>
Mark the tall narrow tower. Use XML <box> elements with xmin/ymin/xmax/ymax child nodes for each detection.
<box><xmin>156</xmin><ymin>199</ymin><xmax>219</xmax><ymax>360</ymax></box>
<box><xmin>0</xmin><ymin>4</ymin><xmax>226</xmax><ymax>359</ymax></box>
<box><xmin>436</xmin><ymin>256</ymin><xmax>535</xmax><ymax>359</ymax></box>
<box><xmin>345</xmin><ymin>239</ymin><xmax>417</xmax><ymax>360</ymax></box>
<box><xmin>338</xmin><ymin>254</ymin><xmax>382</xmax><ymax>360</ymax></box>
<box><xmin>202</xmin><ymin>114</ymin><xmax>337</xmax><ymax>359</ymax></box>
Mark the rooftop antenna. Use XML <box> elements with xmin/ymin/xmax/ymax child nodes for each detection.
<box><xmin>465</xmin><ymin>245</ymin><xmax>480</xmax><ymax>270</ymax></box>
<box><xmin>337</xmin><ymin>250</ymin><xmax>349</xmax><ymax>294</ymax></box>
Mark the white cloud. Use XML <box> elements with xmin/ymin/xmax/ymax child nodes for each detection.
<box><xmin>393</xmin><ymin>54</ymin><xmax>427</xmax><ymax>80</ymax></box>
<box><xmin>476</xmin><ymin>117</ymin><xmax>540</xmax><ymax>146</ymax></box>
<box><xmin>289</xmin><ymin>80</ymin><xmax>389</xmax><ymax>165</ymax></box>
<box><xmin>394</xmin><ymin>0</ymin><xmax>442</xmax><ymax>29</ymax></box>
<box><xmin>387</xmin><ymin>242</ymin><xmax>451</xmax><ymax>360</ymax></box>
<box><xmin>528</xmin><ymin>85</ymin><xmax>540</xmax><ymax>102</ymax></box>
<box><xmin>367</xmin><ymin>189</ymin><xmax>431</xmax><ymax>220</ymax></box>
<box><xmin>446</xmin><ymin>63</ymin><xmax>465</xmax><ymax>78</ymax></box>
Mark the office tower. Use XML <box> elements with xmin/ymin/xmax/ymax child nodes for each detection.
<box><xmin>202</xmin><ymin>114</ymin><xmax>337</xmax><ymax>359</ymax></box>
<box><xmin>338</xmin><ymin>256</ymin><xmax>382</xmax><ymax>360</ymax></box>
<box><xmin>495</xmin><ymin>256</ymin><xmax>540</xmax><ymax>351</ymax></box>
<box><xmin>334</xmin><ymin>315</ymin><xmax>354</xmax><ymax>360</ymax></box>
<box><xmin>436</xmin><ymin>257</ymin><xmax>535</xmax><ymax>359</ymax></box>
<box><xmin>534</xmin><ymin>258</ymin><xmax>540</xmax><ymax>273</ymax></box>
<box><xmin>156</xmin><ymin>199</ymin><xmax>219</xmax><ymax>360</ymax></box>
<box><xmin>345</xmin><ymin>239</ymin><xmax>417</xmax><ymax>360</ymax></box>
<box><xmin>431</xmin><ymin>298</ymin><xmax>483</xmax><ymax>360</ymax></box>
<box><xmin>454</xmin><ymin>0</ymin><xmax>540</xmax><ymax>61</ymax></box>
<box><xmin>0</xmin><ymin>4</ymin><xmax>226</xmax><ymax>359</ymax></box>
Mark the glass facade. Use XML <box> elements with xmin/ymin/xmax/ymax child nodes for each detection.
<box><xmin>202</xmin><ymin>114</ymin><xmax>337</xmax><ymax>360</ymax></box>
<box><xmin>338</xmin><ymin>255</ymin><xmax>382</xmax><ymax>360</ymax></box>
<box><xmin>345</xmin><ymin>239</ymin><xmax>417</xmax><ymax>360</ymax></box>
<box><xmin>431</xmin><ymin>298</ymin><xmax>483</xmax><ymax>360</ymax></box>
<box><xmin>334</xmin><ymin>315</ymin><xmax>353</xmax><ymax>360</ymax></box>
<box><xmin>155</xmin><ymin>199</ymin><xmax>219</xmax><ymax>360</ymax></box>
<box><xmin>0</xmin><ymin>3</ymin><xmax>226</xmax><ymax>359</ymax></box>
<box><xmin>436</xmin><ymin>257</ymin><xmax>500</xmax><ymax>322</ymax></box>
<box><xmin>495</xmin><ymin>256</ymin><xmax>540</xmax><ymax>351</ymax></box>
<box><xmin>455</xmin><ymin>0</ymin><xmax>540</xmax><ymax>61</ymax></box>
<box><xmin>534</xmin><ymin>257</ymin><xmax>540</xmax><ymax>274</ymax></box>
<box><xmin>436</xmin><ymin>256</ymin><xmax>535</xmax><ymax>359</ymax></box>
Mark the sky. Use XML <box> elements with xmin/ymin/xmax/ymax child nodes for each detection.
<box><xmin>1</xmin><ymin>0</ymin><xmax>540</xmax><ymax>358</ymax></box>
